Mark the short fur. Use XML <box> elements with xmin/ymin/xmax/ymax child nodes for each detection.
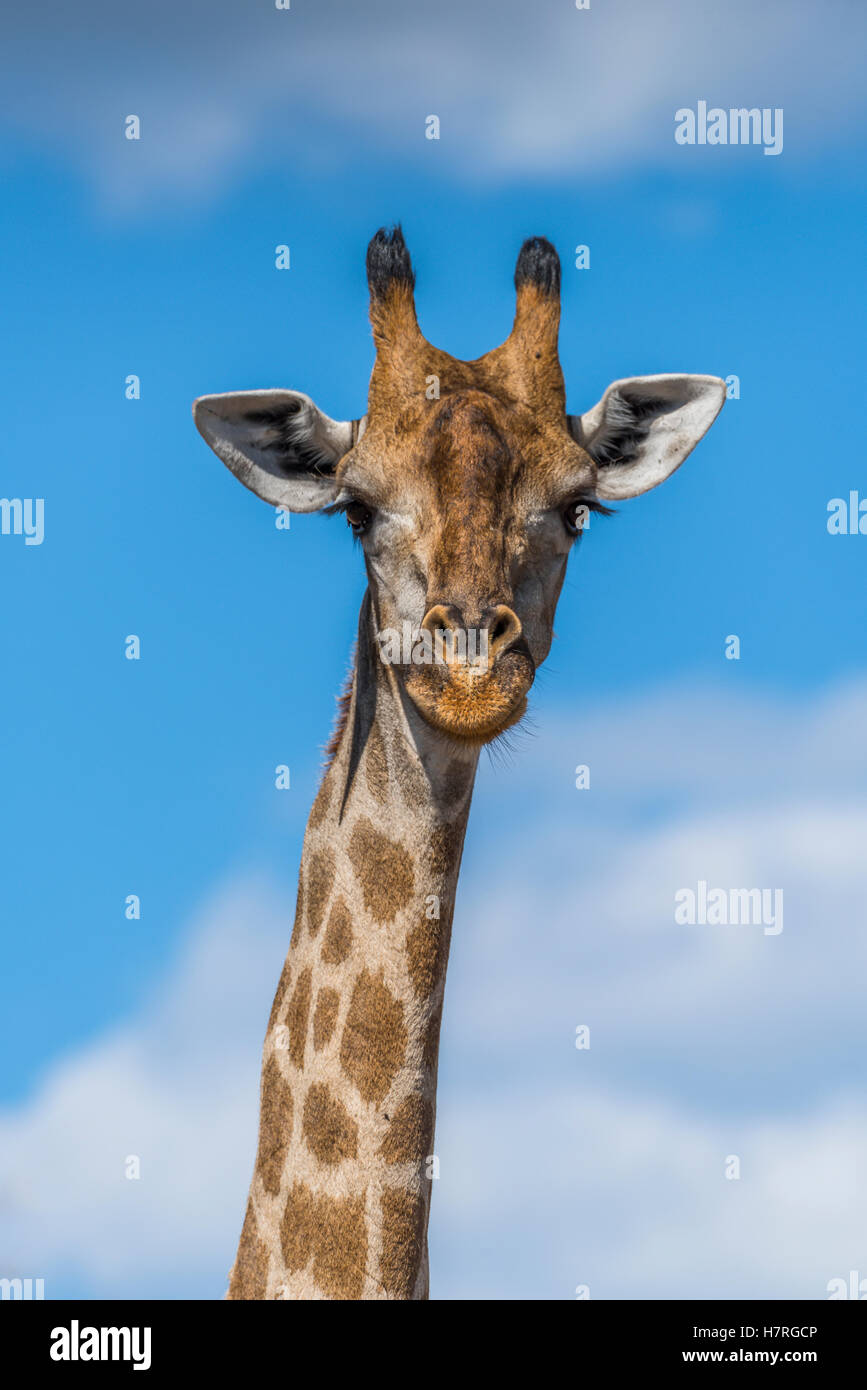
<box><xmin>195</xmin><ymin>227</ymin><xmax>726</xmax><ymax>1301</ymax></box>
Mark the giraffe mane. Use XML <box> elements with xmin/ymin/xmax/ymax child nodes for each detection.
<box><xmin>323</xmin><ymin>654</ymin><xmax>355</xmax><ymax>768</ymax></box>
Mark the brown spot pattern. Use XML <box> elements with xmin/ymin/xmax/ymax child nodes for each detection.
<box><xmin>406</xmin><ymin>911</ymin><xmax>451</xmax><ymax>1001</ymax></box>
<box><xmin>348</xmin><ymin>819</ymin><xmax>414</xmax><ymax>925</ymax></box>
<box><xmin>306</xmin><ymin>847</ymin><xmax>335</xmax><ymax>937</ymax></box>
<box><xmin>281</xmin><ymin>1182</ymin><xmax>367</xmax><ymax>1300</ymax></box>
<box><xmin>364</xmin><ymin>723</ymin><xmax>389</xmax><ymax>804</ymax></box>
<box><xmin>321</xmin><ymin>896</ymin><xmax>353</xmax><ymax>964</ymax></box>
<box><xmin>285</xmin><ymin>966</ymin><xmax>312</xmax><ymax>1070</ymax></box>
<box><xmin>378</xmin><ymin>1093</ymin><xmax>434</xmax><ymax>1166</ymax></box>
<box><xmin>405</xmin><ymin>825</ymin><xmax>462</xmax><ymax>1000</ymax></box>
<box><xmin>312</xmin><ymin>987</ymin><xmax>340</xmax><ymax>1050</ymax></box>
<box><xmin>256</xmin><ymin>1055</ymin><xmax>294</xmax><ymax>1196</ymax></box>
<box><xmin>289</xmin><ymin>871</ymin><xmax>305</xmax><ymax>951</ymax></box>
<box><xmin>428</xmin><ymin>821</ymin><xmax>465</xmax><ymax>879</ymax></box>
<box><xmin>390</xmin><ymin>727</ymin><xmax>428</xmax><ymax>811</ymax></box>
<box><xmin>379</xmin><ymin>1188</ymin><xmax>427</xmax><ymax>1299</ymax></box>
<box><xmin>422</xmin><ymin>1006</ymin><xmax>444</xmax><ymax>1074</ymax></box>
<box><xmin>340</xmin><ymin>969</ymin><xmax>407</xmax><ymax>1105</ymax></box>
<box><xmin>267</xmin><ymin>955</ymin><xmax>292</xmax><ymax>1033</ymax></box>
<box><xmin>280</xmin><ymin>1180</ymin><xmax>317</xmax><ymax>1274</ymax></box>
<box><xmin>227</xmin><ymin>1200</ymin><xmax>269</xmax><ymax>1300</ymax></box>
<box><xmin>302</xmin><ymin>1082</ymin><xmax>359</xmax><ymax>1165</ymax></box>
<box><xmin>441</xmin><ymin>766</ymin><xmax>471</xmax><ymax>807</ymax></box>
<box><xmin>307</xmin><ymin>774</ymin><xmax>332</xmax><ymax>829</ymax></box>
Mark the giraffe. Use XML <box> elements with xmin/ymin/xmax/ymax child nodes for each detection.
<box><xmin>193</xmin><ymin>227</ymin><xmax>725</xmax><ymax>1299</ymax></box>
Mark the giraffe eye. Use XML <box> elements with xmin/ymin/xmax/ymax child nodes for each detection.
<box><xmin>345</xmin><ymin>500</ymin><xmax>374</xmax><ymax>535</ymax></box>
<box><xmin>563</xmin><ymin>500</ymin><xmax>589</xmax><ymax>536</ymax></box>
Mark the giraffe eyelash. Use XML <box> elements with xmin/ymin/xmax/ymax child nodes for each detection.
<box><xmin>323</xmin><ymin>494</ymin><xmax>375</xmax><ymax>519</ymax></box>
<box><xmin>323</xmin><ymin>496</ymin><xmax>353</xmax><ymax>519</ymax></box>
<box><xmin>562</xmin><ymin>493</ymin><xmax>614</xmax><ymax>534</ymax></box>
<box><xmin>568</xmin><ymin>493</ymin><xmax>614</xmax><ymax>517</ymax></box>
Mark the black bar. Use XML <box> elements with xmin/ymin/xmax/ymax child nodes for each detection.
<box><xmin>3</xmin><ymin>1298</ymin><xmax>864</xmax><ymax>1373</ymax></box>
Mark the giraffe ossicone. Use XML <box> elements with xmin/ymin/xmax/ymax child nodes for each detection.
<box><xmin>193</xmin><ymin>227</ymin><xmax>725</xmax><ymax>1299</ymax></box>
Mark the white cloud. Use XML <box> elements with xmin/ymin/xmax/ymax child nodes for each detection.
<box><xmin>434</xmin><ymin>1084</ymin><xmax>867</xmax><ymax>1298</ymax></box>
<box><xmin>0</xmin><ymin>877</ymin><xmax>289</xmax><ymax>1296</ymax></box>
<box><xmin>4</xmin><ymin>0</ymin><xmax>867</xmax><ymax>207</ymax></box>
<box><xmin>452</xmin><ymin>679</ymin><xmax>867</xmax><ymax>1074</ymax></box>
<box><xmin>1</xmin><ymin>678</ymin><xmax>866</xmax><ymax>1297</ymax></box>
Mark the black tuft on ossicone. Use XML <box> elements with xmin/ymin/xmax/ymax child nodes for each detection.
<box><xmin>514</xmin><ymin>237</ymin><xmax>561</xmax><ymax>297</ymax></box>
<box><xmin>366</xmin><ymin>224</ymin><xmax>416</xmax><ymax>298</ymax></box>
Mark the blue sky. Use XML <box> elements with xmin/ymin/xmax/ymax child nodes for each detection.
<box><xmin>2</xmin><ymin>0</ymin><xmax>866</xmax><ymax>1299</ymax></box>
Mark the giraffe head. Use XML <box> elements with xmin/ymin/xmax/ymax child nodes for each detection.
<box><xmin>194</xmin><ymin>227</ymin><xmax>725</xmax><ymax>744</ymax></box>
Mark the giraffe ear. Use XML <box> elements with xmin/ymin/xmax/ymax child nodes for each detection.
<box><xmin>193</xmin><ymin>389</ymin><xmax>366</xmax><ymax>512</ymax></box>
<box><xmin>568</xmin><ymin>374</ymin><xmax>726</xmax><ymax>501</ymax></box>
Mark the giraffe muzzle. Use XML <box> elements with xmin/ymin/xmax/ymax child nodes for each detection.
<box><xmin>400</xmin><ymin>601</ymin><xmax>535</xmax><ymax>741</ymax></box>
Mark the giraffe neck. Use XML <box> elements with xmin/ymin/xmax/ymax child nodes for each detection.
<box><xmin>229</xmin><ymin>593</ymin><xmax>479</xmax><ymax>1300</ymax></box>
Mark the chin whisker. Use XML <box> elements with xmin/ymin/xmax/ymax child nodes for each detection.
<box><xmin>485</xmin><ymin>712</ymin><xmax>538</xmax><ymax>770</ymax></box>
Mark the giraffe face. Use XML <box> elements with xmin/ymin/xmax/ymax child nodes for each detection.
<box><xmin>194</xmin><ymin>228</ymin><xmax>727</xmax><ymax>742</ymax></box>
<box><xmin>333</xmin><ymin>389</ymin><xmax>597</xmax><ymax>742</ymax></box>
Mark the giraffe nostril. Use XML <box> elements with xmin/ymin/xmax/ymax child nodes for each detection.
<box><xmin>419</xmin><ymin>603</ymin><xmax>525</xmax><ymax>667</ymax></box>
<box><xmin>420</xmin><ymin>603</ymin><xmax>463</xmax><ymax>637</ymax></box>
<box><xmin>485</xmin><ymin>605</ymin><xmax>523</xmax><ymax>661</ymax></box>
